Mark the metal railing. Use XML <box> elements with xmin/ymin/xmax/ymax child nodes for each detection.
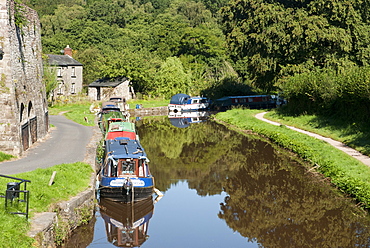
<box><xmin>0</xmin><ymin>174</ymin><xmax>31</xmax><ymax>219</ymax></box>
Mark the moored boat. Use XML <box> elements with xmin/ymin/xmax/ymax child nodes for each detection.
<box><xmin>98</xmin><ymin>101</ymin><xmax>130</xmax><ymax>133</ymax></box>
<box><xmin>168</xmin><ymin>93</ymin><xmax>210</xmax><ymax>113</ymax></box>
<box><xmin>98</xmin><ymin>138</ymin><xmax>154</xmax><ymax>202</ymax></box>
<box><xmin>105</xmin><ymin>121</ymin><xmax>137</xmax><ymax>141</ymax></box>
<box><xmin>211</xmin><ymin>95</ymin><xmax>277</xmax><ymax>110</ymax></box>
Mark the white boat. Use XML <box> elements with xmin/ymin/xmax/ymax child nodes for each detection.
<box><xmin>168</xmin><ymin>93</ymin><xmax>210</xmax><ymax>113</ymax></box>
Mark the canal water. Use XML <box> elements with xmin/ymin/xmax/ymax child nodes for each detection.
<box><xmin>63</xmin><ymin>115</ymin><xmax>370</xmax><ymax>248</ymax></box>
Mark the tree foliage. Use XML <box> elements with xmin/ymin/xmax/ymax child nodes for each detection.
<box><xmin>220</xmin><ymin>0</ymin><xmax>366</xmax><ymax>90</ymax></box>
<box><xmin>152</xmin><ymin>57</ymin><xmax>192</xmax><ymax>98</ymax></box>
<box><xmin>33</xmin><ymin>0</ymin><xmax>233</xmax><ymax>98</ymax></box>
<box><xmin>23</xmin><ymin>0</ymin><xmax>370</xmax><ymax>120</ymax></box>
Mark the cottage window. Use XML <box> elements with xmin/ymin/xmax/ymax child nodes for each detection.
<box><xmin>71</xmin><ymin>83</ymin><xmax>76</xmax><ymax>94</ymax></box>
<box><xmin>71</xmin><ymin>67</ymin><xmax>76</xmax><ymax>77</ymax></box>
<box><xmin>57</xmin><ymin>68</ymin><xmax>62</xmax><ymax>77</ymax></box>
<box><xmin>57</xmin><ymin>81</ymin><xmax>64</xmax><ymax>95</ymax></box>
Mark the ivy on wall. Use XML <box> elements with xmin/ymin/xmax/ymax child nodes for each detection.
<box><xmin>13</xmin><ymin>0</ymin><xmax>28</xmax><ymax>28</ymax></box>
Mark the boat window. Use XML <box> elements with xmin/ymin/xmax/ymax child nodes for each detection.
<box><xmin>139</xmin><ymin>160</ymin><xmax>144</xmax><ymax>177</ymax></box>
<box><xmin>121</xmin><ymin>159</ymin><xmax>135</xmax><ymax>174</ymax></box>
<box><xmin>193</xmin><ymin>99</ymin><xmax>199</xmax><ymax>104</ymax></box>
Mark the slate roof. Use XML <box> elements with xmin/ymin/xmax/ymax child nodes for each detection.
<box><xmin>89</xmin><ymin>77</ymin><xmax>129</xmax><ymax>87</ymax></box>
<box><xmin>47</xmin><ymin>54</ymin><xmax>83</xmax><ymax>66</ymax></box>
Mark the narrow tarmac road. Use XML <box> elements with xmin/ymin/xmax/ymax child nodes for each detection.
<box><xmin>0</xmin><ymin>115</ymin><xmax>93</xmax><ymax>175</ymax></box>
<box><xmin>255</xmin><ymin>112</ymin><xmax>370</xmax><ymax>168</ymax></box>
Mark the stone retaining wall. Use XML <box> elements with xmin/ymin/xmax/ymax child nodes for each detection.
<box><xmin>128</xmin><ymin>106</ymin><xmax>168</xmax><ymax>117</ymax></box>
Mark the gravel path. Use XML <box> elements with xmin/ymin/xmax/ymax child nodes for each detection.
<box><xmin>255</xmin><ymin>112</ymin><xmax>370</xmax><ymax>168</ymax></box>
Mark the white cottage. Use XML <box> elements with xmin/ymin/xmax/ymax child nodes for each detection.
<box><xmin>47</xmin><ymin>46</ymin><xmax>83</xmax><ymax>96</ymax></box>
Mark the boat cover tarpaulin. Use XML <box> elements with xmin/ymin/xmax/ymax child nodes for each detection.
<box><xmin>108</xmin><ymin>122</ymin><xmax>136</xmax><ymax>132</ymax></box>
<box><xmin>170</xmin><ymin>93</ymin><xmax>191</xmax><ymax>104</ymax></box>
<box><xmin>106</xmin><ymin>131</ymin><xmax>136</xmax><ymax>140</ymax></box>
<box><xmin>105</xmin><ymin>139</ymin><xmax>147</xmax><ymax>159</ymax></box>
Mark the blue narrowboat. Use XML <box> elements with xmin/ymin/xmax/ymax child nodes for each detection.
<box><xmin>98</xmin><ymin>137</ymin><xmax>154</xmax><ymax>202</ymax></box>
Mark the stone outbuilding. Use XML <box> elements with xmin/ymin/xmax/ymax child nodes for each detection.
<box><xmin>88</xmin><ymin>76</ymin><xmax>135</xmax><ymax>101</ymax></box>
<box><xmin>0</xmin><ymin>0</ymin><xmax>48</xmax><ymax>156</ymax></box>
<box><xmin>47</xmin><ymin>46</ymin><xmax>83</xmax><ymax>97</ymax></box>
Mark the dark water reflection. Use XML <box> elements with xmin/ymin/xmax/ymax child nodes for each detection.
<box><xmin>67</xmin><ymin>116</ymin><xmax>370</xmax><ymax>247</ymax></box>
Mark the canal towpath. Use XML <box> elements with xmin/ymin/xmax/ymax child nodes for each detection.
<box><xmin>255</xmin><ymin>112</ymin><xmax>370</xmax><ymax>168</ymax></box>
<box><xmin>0</xmin><ymin>114</ymin><xmax>97</xmax><ymax>175</ymax></box>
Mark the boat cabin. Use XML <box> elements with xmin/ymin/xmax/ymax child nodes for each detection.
<box><xmin>109</xmin><ymin>96</ymin><xmax>128</xmax><ymax>111</ymax></box>
<box><xmin>103</xmin><ymin>138</ymin><xmax>150</xmax><ymax>178</ymax></box>
<box><xmin>98</xmin><ymin>110</ymin><xmax>129</xmax><ymax>133</ymax></box>
<box><xmin>168</xmin><ymin>93</ymin><xmax>210</xmax><ymax>112</ymax></box>
<box><xmin>102</xmin><ymin>101</ymin><xmax>121</xmax><ymax>112</ymax></box>
<box><xmin>212</xmin><ymin>95</ymin><xmax>277</xmax><ymax>110</ymax></box>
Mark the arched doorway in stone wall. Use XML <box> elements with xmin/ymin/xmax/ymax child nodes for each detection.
<box><xmin>20</xmin><ymin>103</ymin><xmax>30</xmax><ymax>152</ymax></box>
<box><xmin>44</xmin><ymin>98</ymin><xmax>49</xmax><ymax>133</ymax></box>
<box><xmin>28</xmin><ymin>101</ymin><xmax>37</xmax><ymax>144</ymax></box>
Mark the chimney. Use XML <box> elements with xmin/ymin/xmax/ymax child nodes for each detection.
<box><xmin>64</xmin><ymin>45</ymin><xmax>73</xmax><ymax>57</ymax></box>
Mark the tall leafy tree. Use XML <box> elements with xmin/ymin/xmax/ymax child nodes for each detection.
<box><xmin>220</xmin><ymin>0</ymin><xmax>370</xmax><ymax>91</ymax></box>
<box><xmin>152</xmin><ymin>57</ymin><xmax>192</xmax><ymax>98</ymax></box>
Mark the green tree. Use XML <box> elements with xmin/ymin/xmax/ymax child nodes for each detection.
<box><xmin>152</xmin><ymin>57</ymin><xmax>192</xmax><ymax>98</ymax></box>
<box><xmin>220</xmin><ymin>0</ymin><xmax>370</xmax><ymax>91</ymax></box>
<box><xmin>86</xmin><ymin>0</ymin><xmax>126</xmax><ymax>28</ymax></box>
<box><xmin>42</xmin><ymin>58</ymin><xmax>58</xmax><ymax>103</ymax></box>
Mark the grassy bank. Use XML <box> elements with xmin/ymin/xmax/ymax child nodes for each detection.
<box><xmin>127</xmin><ymin>98</ymin><xmax>169</xmax><ymax>108</ymax></box>
<box><xmin>215</xmin><ymin>108</ymin><xmax>370</xmax><ymax>209</ymax></box>
<box><xmin>265</xmin><ymin>111</ymin><xmax>370</xmax><ymax>156</ymax></box>
<box><xmin>49</xmin><ymin>102</ymin><xmax>96</xmax><ymax>127</ymax></box>
<box><xmin>0</xmin><ymin>152</ymin><xmax>15</xmax><ymax>162</ymax></box>
<box><xmin>0</xmin><ymin>100</ymin><xmax>96</xmax><ymax>247</ymax></box>
<box><xmin>0</xmin><ymin>162</ymin><xmax>93</xmax><ymax>247</ymax></box>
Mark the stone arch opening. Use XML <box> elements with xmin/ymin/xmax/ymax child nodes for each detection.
<box><xmin>20</xmin><ymin>103</ymin><xmax>25</xmax><ymax>122</ymax></box>
<box><xmin>28</xmin><ymin>101</ymin><xmax>37</xmax><ymax>144</ymax></box>
<box><xmin>20</xmin><ymin>103</ymin><xmax>30</xmax><ymax>151</ymax></box>
<box><xmin>28</xmin><ymin>101</ymin><xmax>34</xmax><ymax>117</ymax></box>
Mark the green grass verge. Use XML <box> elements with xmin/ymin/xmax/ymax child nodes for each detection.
<box><xmin>0</xmin><ymin>152</ymin><xmax>15</xmax><ymax>162</ymax></box>
<box><xmin>0</xmin><ymin>162</ymin><xmax>93</xmax><ymax>247</ymax></box>
<box><xmin>215</xmin><ymin>108</ymin><xmax>370</xmax><ymax>209</ymax></box>
<box><xmin>49</xmin><ymin>102</ymin><xmax>96</xmax><ymax>126</ymax></box>
<box><xmin>265</xmin><ymin>111</ymin><xmax>370</xmax><ymax>156</ymax></box>
<box><xmin>127</xmin><ymin>98</ymin><xmax>169</xmax><ymax>108</ymax></box>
